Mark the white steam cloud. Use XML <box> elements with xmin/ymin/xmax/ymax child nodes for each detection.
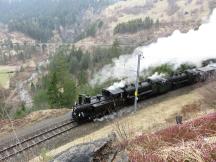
<box><xmin>91</xmin><ymin>9</ymin><xmax>216</xmax><ymax>85</ymax></box>
<box><xmin>107</xmin><ymin>80</ymin><xmax>126</xmax><ymax>91</ymax></box>
<box><xmin>148</xmin><ymin>72</ymin><xmax>166</xmax><ymax>80</ymax></box>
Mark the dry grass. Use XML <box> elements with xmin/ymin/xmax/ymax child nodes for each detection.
<box><xmin>124</xmin><ymin>113</ymin><xmax>216</xmax><ymax>162</ymax></box>
<box><xmin>0</xmin><ymin>109</ymin><xmax>70</xmax><ymax>136</ymax></box>
<box><xmin>102</xmin><ymin>0</ymin><xmax>210</xmax><ymax>28</ymax></box>
<box><xmin>181</xmin><ymin>101</ymin><xmax>202</xmax><ymax>118</ymax></box>
<box><xmin>0</xmin><ymin>66</ymin><xmax>17</xmax><ymax>89</ymax></box>
<box><xmin>112</xmin><ymin>119</ymin><xmax>134</xmax><ymax>141</ymax></box>
<box><xmin>161</xmin><ymin>141</ymin><xmax>216</xmax><ymax>162</ymax></box>
<box><xmin>199</xmin><ymin>80</ymin><xmax>216</xmax><ymax>108</ymax></box>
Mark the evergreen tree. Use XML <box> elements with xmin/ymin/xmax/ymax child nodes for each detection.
<box><xmin>47</xmin><ymin>72</ymin><xmax>60</xmax><ymax>108</ymax></box>
<box><xmin>33</xmin><ymin>45</ymin><xmax>126</xmax><ymax>109</ymax></box>
<box><xmin>61</xmin><ymin>77</ymin><xmax>77</xmax><ymax>107</ymax></box>
<box><xmin>114</xmin><ymin>17</ymin><xmax>156</xmax><ymax>34</ymax></box>
<box><xmin>50</xmin><ymin>50</ymin><xmax>69</xmax><ymax>82</ymax></box>
<box><xmin>78</xmin><ymin>71</ymin><xmax>88</xmax><ymax>85</ymax></box>
<box><xmin>111</xmin><ymin>39</ymin><xmax>121</xmax><ymax>57</ymax></box>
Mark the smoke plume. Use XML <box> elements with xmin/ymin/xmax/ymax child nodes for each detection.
<box><xmin>91</xmin><ymin>9</ymin><xmax>216</xmax><ymax>85</ymax></box>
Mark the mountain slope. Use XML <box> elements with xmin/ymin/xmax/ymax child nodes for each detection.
<box><xmin>76</xmin><ymin>0</ymin><xmax>215</xmax><ymax>49</ymax></box>
<box><xmin>0</xmin><ymin>0</ymin><xmax>120</xmax><ymax>42</ymax></box>
<box><xmin>0</xmin><ymin>0</ymin><xmax>215</xmax><ymax>46</ymax></box>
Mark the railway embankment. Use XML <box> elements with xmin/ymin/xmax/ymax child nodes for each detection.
<box><xmin>49</xmin><ymin>113</ymin><xmax>216</xmax><ymax>162</ymax></box>
<box><xmin>30</xmin><ymin>82</ymin><xmax>215</xmax><ymax>162</ymax></box>
<box><xmin>0</xmin><ymin>109</ymin><xmax>71</xmax><ymax>143</ymax></box>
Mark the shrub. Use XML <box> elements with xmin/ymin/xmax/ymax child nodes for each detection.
<box><xmin>14</xmin><ymin>104</ymin><xmax>29</xmax><ymax>119</ymax></box>
<box><xmin>114</xmin><ymin>17</ymin><xmax>157</xmax><ymax>34</ymax></box>
<box><xmin>176</xmin><ymin>63</ymin><xmax>196</xmax><ymax>73</ymax></box>
<box><xmin>126</xmin><ymin>113</ymin><xmax>216</xmax><ymax>162</ymax></box>
<box><xmin>151</xmin><ymin>63</ymin><xmax>174</xmax><ymax>75</ymax></box>
<box><xmin>33</xmin><ymin>89</ymin><xmax>50</xmax><ymax>110</ymax></box>
<box><xmin>128</xmin><ymin>150</ymin><xmax>164</xmax><ymax>162</ymax></box>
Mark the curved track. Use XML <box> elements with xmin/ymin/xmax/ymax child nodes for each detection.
<box><xmin>0</xmin><ymin>119</ymin><xmax>78</xmax><ymax>161</ymax></box>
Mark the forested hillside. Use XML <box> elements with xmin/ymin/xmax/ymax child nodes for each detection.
<box><xmin>0</xmin><ymin>0</ymin><xmax>119</xmax><ymax>42</ymax></box>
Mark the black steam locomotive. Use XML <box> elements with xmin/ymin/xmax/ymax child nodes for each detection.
<box><xmin>72</xmin><ymin>64</ymin><xmax>216</xmax><ymax>122</ymax></box>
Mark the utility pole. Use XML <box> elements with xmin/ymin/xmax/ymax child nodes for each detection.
<box><xmin>134</xmin><ymin>53</ymin><xmax>142</xmax><ymax>112</ymax></box>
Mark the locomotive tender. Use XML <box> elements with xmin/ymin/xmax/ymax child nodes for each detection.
<box><xmin>72</xmin><ymin>64</ymin><xmax>216</xmax><ymax>122</ymax></box>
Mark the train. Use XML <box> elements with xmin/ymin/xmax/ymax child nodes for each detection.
<box><xmin>72</xmin><ymin>63</ymin><xmax>216</xmax><ymax>122</ymax></box>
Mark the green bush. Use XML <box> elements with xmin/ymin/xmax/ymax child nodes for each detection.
<box><xmin>151</xmin><ymin>63</ymin><xmax>174</xmax><ymax>75</ymax></box>
<box><xmin>176</xmin><ymin>63</ymin><xmax>196</xmax><ymax>73</ymax></box>
<box><xmin>14</xmin><ymin>104</ymin><xmax>29</xmax><ymax>119</ymax></box>
<box><xmin>0</xmin><ymin>103</ymin><xmax>10</xmax><ymax>119</ymax></box>
<box><xmin>114</xmin><ymin>17</ymin><xmax>158</xmax><ymax>34</ymax></box>
<box><xmin>33</xmin><ymin>89</ymin><xmax>50</xmax><ymax>110</ymax></box>
<box><xmin>150</xmin><ymin>63</ymin><xmax>196</xmax><ymax>76</ymax></box>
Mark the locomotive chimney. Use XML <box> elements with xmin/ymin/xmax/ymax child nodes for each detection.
<box><xmin>78</xmin><ymin>95</ymin><xmax>82</xmax><ymax>105</ymax></box>
<box><xmin>97</xmin><ymin>95</ymin><xmax>101</xmax><ymax>101</ymax></box>
<box><xmin>85</xmin><ymin>96</ymin><xmax>91</xmax><ymax>103</ymax></box>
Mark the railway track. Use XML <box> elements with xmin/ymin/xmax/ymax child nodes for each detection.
<box><xmin>0</xmin><ymin>119</ymin><xmax>78</xmax><ymax>161</ymax></box>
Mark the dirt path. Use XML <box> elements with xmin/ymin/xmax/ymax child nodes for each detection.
<box><xmin>30</xmin><ymin>85</ymin><xmax>215</xmax><ymax>162</ymax></box>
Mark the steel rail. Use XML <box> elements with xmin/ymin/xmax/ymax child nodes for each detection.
<box><xmin>0</xmin><ymin>119</ymin><xmax>78</xmax><ymax>161</ymax></box>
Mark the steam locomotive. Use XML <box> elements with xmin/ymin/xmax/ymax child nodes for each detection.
<box><xmin>72</xmin><ymin>63</ymin><xmax>216</xmax><ymax>122</ymax></box>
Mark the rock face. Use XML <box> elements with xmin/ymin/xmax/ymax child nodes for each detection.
<box><xmin>52</xmin><ymin>138</ymin><xmax>112</xmax><ymax>162</ymax></box>
<box><xmin>93</xmin><ymin>141</ymin><xmax>129</xmax><ymax>162</ymax></box>
<box><xmin>52</xmin><ymin>134</ymin><xmax>129</xmax><ymax>162</ymax></box>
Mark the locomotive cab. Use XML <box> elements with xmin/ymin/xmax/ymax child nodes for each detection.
<box><xmin>78</xmin><ymin>94</ymin><xmax>91</xmax><ymax>104</ymax></box>
<box><xmin>102</xmin><ymin>88</ymin><xmax>124</xmax><ymax>98</ymax></box>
